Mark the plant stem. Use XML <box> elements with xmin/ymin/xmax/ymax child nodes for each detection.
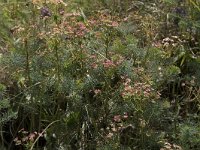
<box><xmin>24</xmin><ymin>38</ymin><xmax>31</xmax><ymax>85</ymax></box>
<box><xmin>55</xmin><ymin>40</ymin><xmax>61</xmax><ymax>83</ymax></box>
<box><xmin>30</xmin><ymin>120</ymin><xmax>60</xmax><ymax>150</ymax></box>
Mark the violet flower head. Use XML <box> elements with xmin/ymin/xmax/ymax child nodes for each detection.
<box><xmin>174</xmin><ymin>7</ymin><xmax>186</xmax><ymax>17</ymax></box>
<box><xmin>41</xmin><ymin>6</ymin><xmax>51</xmax><ymax>18</ymax></box>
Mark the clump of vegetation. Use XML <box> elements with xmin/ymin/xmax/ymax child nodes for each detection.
<box><xmin>0</xmin><ymin>0</ymin><xmax>199</xmax><ymax>149</ymax></box>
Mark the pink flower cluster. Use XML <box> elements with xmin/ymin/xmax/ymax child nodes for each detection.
<box><xmin>113</xmin><ymin>112</ymin><xmax>129</xmax><ymax>123</ymax></box>
<box><xmin>64</xmin><ymin>21</ymin><xmax>89</xmax><ymax>38</ymax></box>
<box><xmin>88</xmin><ymin>55</ymin><xmax>118</xmax><ymax>69</ymax></box>
<box><xmin>121</xmin><ymin>78</ymin><xmax>157</xmax><ymax>98</ymax></box>
<box><xmin>74</xmin><ymin>22</ymin><xmax>89</xmax><ymax>37</ymax></box>
<box><xmin>94</xmin><ymin>89</ymin><xmax>101</xmax><ymax>95</ymax></box>
<box><xmin>14</xmin><ymin>128</ymin><xmax>45</xmax><ymax>146</ymax></box>
<box><xmin>102</xmin><ymin>60</ymin><xmax>116</xmax><ymax>68</ymax></box>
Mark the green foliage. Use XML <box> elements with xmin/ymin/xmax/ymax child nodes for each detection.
<box><xmin>0</xmin><ymin>83</ymin><xmax>17</xmax><ymax>125</ymax></box>
<box><xmin>0</xmin><ymin>0</ymin><xmax>199</xmax><ymax>149</ymax></box>
<box><xmin>178</xmin><ymin>122</ymin><xmax>200</xmax><ymax>150</ymax></box>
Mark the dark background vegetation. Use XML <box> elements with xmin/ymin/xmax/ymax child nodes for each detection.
<box><xmin>0</xmin><ymin>0</ymin><xmax>200</xmax><ymax>149</ymax></box>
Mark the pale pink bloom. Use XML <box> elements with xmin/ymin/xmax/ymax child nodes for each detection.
<box><xmin>78</xmin><ymin>22</ymin><xmax>86</xmax><ymax>30</ymax></box>
<box><xmin>113</xmin><ymin>115</ymin><xmax>121</xmax><ymax>122</ymax></box>
<box><xmin>94</xmin><ymin>89</ymin><xmax>101</xmax><ymax>95</ymax></box>
<box><xmin>89</xmin><ymin>55</ymin><xmax>96</xmax><ymax>59</ymax></box>
<box><xmin>103</xmin><ymin>60</ymin><xmax>115</xmax><ymax>68</ymax></box>
<box><xmin>28</xmin><ymin>133</ymin><xmax>36</xmax><ymax>142</ymax></box>
<box><xmin>91</xmin><ymin>63</ymin><xmax>98</xmax><ymax>69</ymax></box>
<box><xmin>111</xmin><ymin>21</ymin><xmax>118</xmax><ymax>27</ymax></box>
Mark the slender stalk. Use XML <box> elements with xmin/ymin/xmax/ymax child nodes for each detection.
<box><xmin>79</xmin><ymin>40</ymin><xmax>84</xmax><ymax>76</ymax></box>
<box><xmin>30</xmin><ymin>120</ymin><xmax>60</xmax><ymax>150</ymax></box>
<box><xmin>105</xmin><ymin>29</ymin><xmax>111</xmax><ymax>59</ymax></box>
<box><xmin>24</xmin><ymin>38</ymin><xmax>31</xmax><ymax>85</ymax></box>
<box><xmin>24</xmin><ymin>37</ymin><xmax>35</xmax><ymax>132</ymax></box>
<box><xmin>55</xmin><ymin>40</ymin><xmax>61</xmax><ymax>82</ymax></box>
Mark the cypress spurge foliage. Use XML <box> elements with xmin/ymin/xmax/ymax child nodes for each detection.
<box><xmin>0</xmin><ymin>0</ymin><xmax>199</xmax><ymax>149</ymax></box>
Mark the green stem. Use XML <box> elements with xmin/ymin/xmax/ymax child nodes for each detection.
<box><xmin>105</xmin><ymin>30</ymin><xmax>110</xmax><ymax>59</ymax></box>
<box><xmin>55</xmin><ymin>40</ymin><xmax>61</xmax><ymax>82</ymax></box>
<box><xmin>79</xmin><ymin>40</ymin><xmax>84</xmax><ymax>75</ymax></box>
<box><xmin>24</xmin><ymin>38</ymin><xmax>31</xmax><ymax>85</ymax></box>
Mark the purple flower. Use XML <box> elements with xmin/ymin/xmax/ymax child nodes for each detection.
<box><xmin>174</xmin><ymin>7</ymin><xmax>186</xmax><ymax>17</ymax></box>
<box><xmin>41</xmin><ymin>6</ymin><xmax>51</xmax><ymax>17</ymax></box>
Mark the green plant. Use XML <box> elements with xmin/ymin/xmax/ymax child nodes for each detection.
<box><xmin>0</xmin><ymin>0</ymin><xmax>199</xmax><ymax>150</ymax></box>
<box><xmin>178</xmin><ymin>122</ymin><xmax>200</xmax><ymax>150</ymax></box>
